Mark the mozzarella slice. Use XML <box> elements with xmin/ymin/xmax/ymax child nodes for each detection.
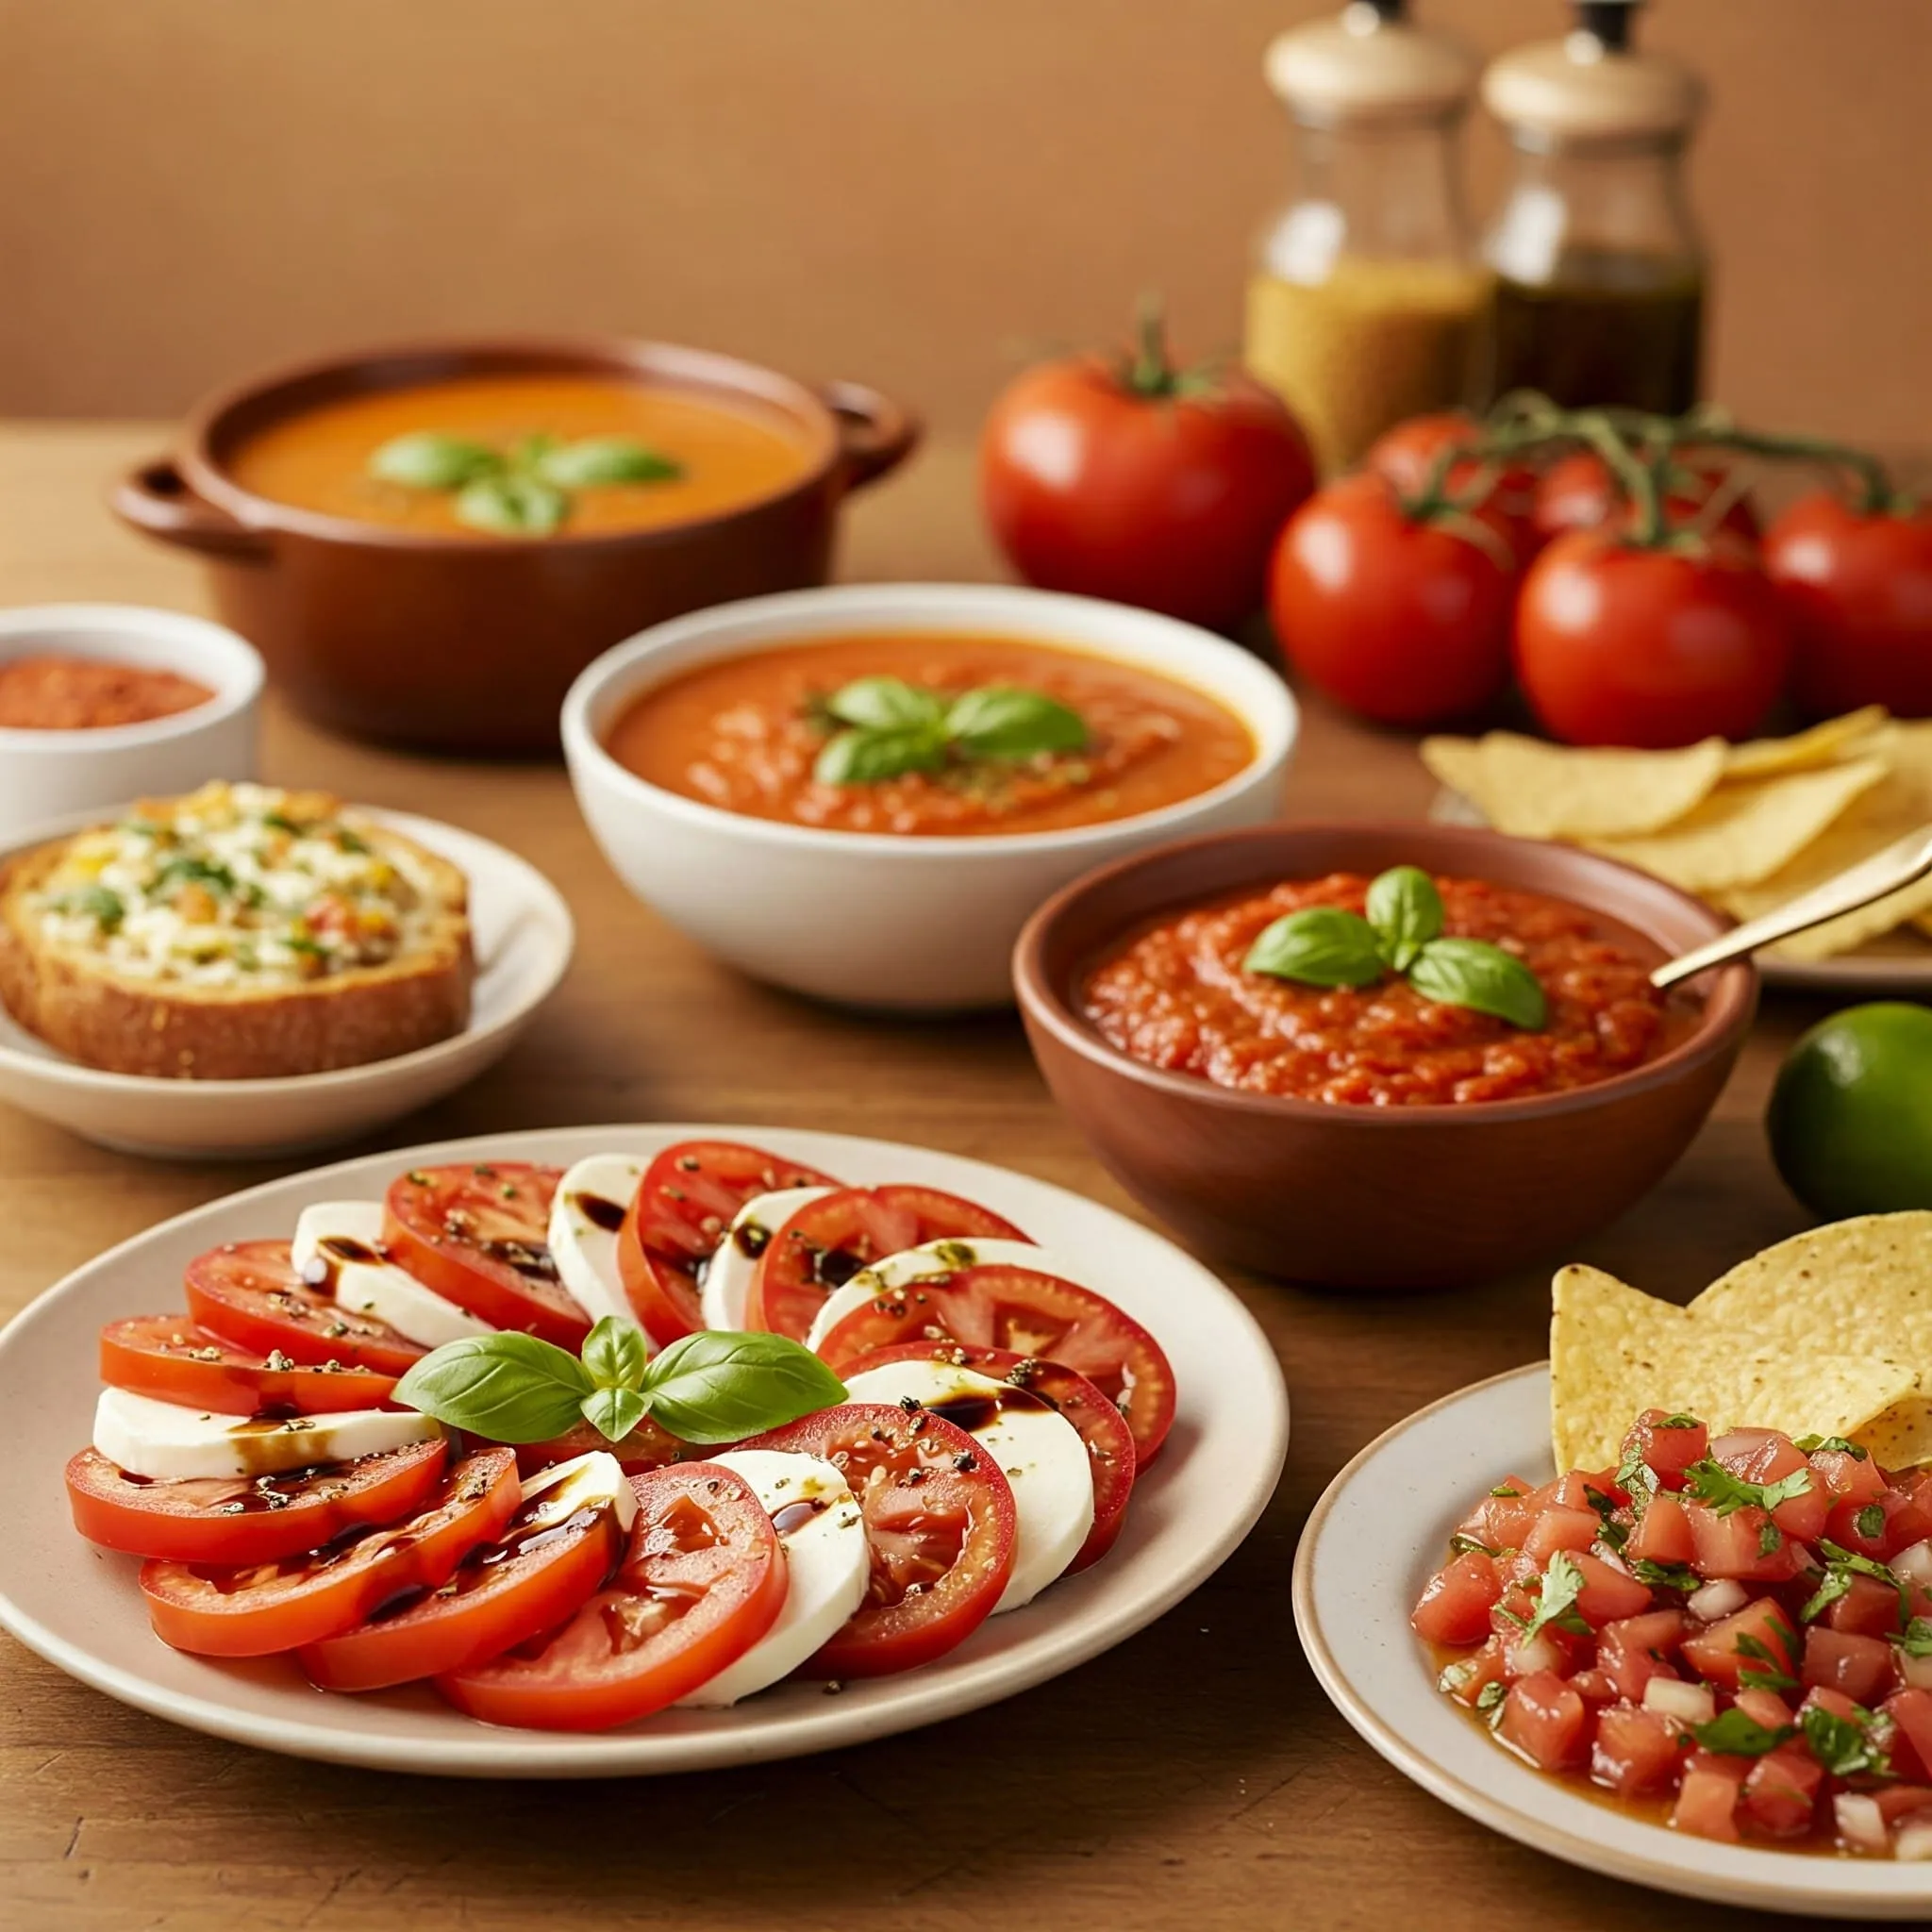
<box><xmin>516</xmin><ymin>1449</ymin><xmax>641</xmax><ymax>1537</ymax></box>
<box><xmin>700</xmin><ymin>1186</ymin><xmax>835</xmax><ymax>1331</ymax></box>
<box><xmin>93</xmin><ymin>1386</ymin><xmax>441</xmax><ymax>1481</ymax></box>
<box><xmin>291</xmin><ymin>1200</ymin><xmax>494</xmax><ymax>1349</ymax></box>
<box><xmin>548</xmin><ymin>1155</ymin><xmax>647</xmax><ymax>1330</ymax></box>
<box><xmin>676</xmin><ymin>1449</ymin><xmax>868</xmax><ymax>1707</ymax></box>
<box><xmin>804</xmin><ymin>1237</ymin><xmax>1077</xmax><ymax>1354</ymax></box>
<box><xmin>842</xmin><ymin>1359</ymin><xmax>1092</xmax><ymax>1613</ymax></box>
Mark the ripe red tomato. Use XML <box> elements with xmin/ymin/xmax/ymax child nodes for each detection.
<box><xmin>1267</xmin><ymin>471</ymin><xmax>1518</xmax><ymax>728</ymax></box>
<box><xmin>139</xmin><ymin>1449</ymin><xmax>520</xmax><ymax>1657</ymax></box>
<box><xmin>746</xmin><ymin>1184</ymin><xmax>1025</xmax><ymax>1343</ymax></box>
<box><xmin>1764</xmin><ymin>492</ymin><xmax>1932</xmax><ymax>717</ymax></box>
<box><xmin>1534</xmin><ymin>449</ymin><xmax>1759</xmax><ymax>547</ymax></box>
<box><xmin>980</xmin><ymin>311</ymin><xmax>1316</xmax><ymax>632</ymax></box>
<box><xmin>1365</xmin><ymin>410</ymin><xmax>1540</xmax><ymax>558</ymax></box>
<box><xmin>185</xmin><ymin>1240</ymin><xmax>424</xmax><ymax>1376</ymax></box>
<box><xmin>742</xmin><ymin>1403</ymin><xmax>1017</xmax><ymax>1677</ymax></box>
<box><xmin>98</xmin><ymin>1313</ymin><xmax>397</xmax><ymax>1415</ymax></box>
<box><xmin>438</xmin><ymin>1462</ymin><xmax>787</xmax><ymax>1729</ymax></box>
<box><xmin>383</xmin><ymin>1162</ymin><xmax>583</xmax><ymax>1347</ymax></box>
<box><xmin>1514</xmin><ymin>530</ymin><xmax>1792</xmax><ymax>747</ymax></box>
<box><xmin>65</xmin><ymin>1438</ymin><xmax>451</xmax><ymax>1565</ymax></box>
<box><xmin>616</xmin><ymin>1141</ymin><xmax>843</xmax><ymax>1343</ymax></box>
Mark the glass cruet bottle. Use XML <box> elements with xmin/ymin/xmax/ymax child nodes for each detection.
<box><xmin>1243</xmin><ymin>0</ymin><xmax>1490</xmax><ymax>475</ymax></box>
<box><xmin>1480</xmin><ymin>0</ymin><xmax>1707</xmax><ymax>413</ymax></box>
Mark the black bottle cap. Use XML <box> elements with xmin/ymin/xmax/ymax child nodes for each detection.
<box><xmin>1574</xmin><ymin>0</ymin><xmax>1639</xmax><ymax>53</ymax></box>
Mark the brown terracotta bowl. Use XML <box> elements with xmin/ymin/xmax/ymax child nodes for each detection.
<box><xmin>111</xmin><ymin>335</ymin><xmax>918</xmax><ymax>755</ymax></box>
<box><xmin>1013</xmin><ymin>821</ymin><xmax>1757</xmax><ymax>1290</ymax></box>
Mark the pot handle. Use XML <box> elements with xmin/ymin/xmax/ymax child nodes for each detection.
<box><xmin>111</xmin><ymin>458</ymin><xmax>270</xmax><ymax>562</ymax></box>
<box><xmin>820</xmin><ymin>382</ymin><xmax>921</xmax><ymax>492</ymax></box>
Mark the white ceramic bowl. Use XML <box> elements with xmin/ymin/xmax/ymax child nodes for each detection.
<box><xmin>0</xmin><ymin>605</ymin><xmax>263</xmax><ymax>842</ymax></box>
<box><xmin>561</xmin><ymin>584</ymin><xmax>1299</xmax><ymax>1009</ymax></box>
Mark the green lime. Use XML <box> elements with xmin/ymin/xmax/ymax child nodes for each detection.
<box><xmin>1767</xmin><ymin>1002</ymin><xmax>1932</xmax><ymax>1219</ymax></box>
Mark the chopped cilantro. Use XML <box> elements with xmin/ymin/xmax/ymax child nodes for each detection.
<box><xmin>1438</xmin><ymin>1657</ymin><xmax>1481</xmax><ymax>1695</ymax></box>
<box><xmin>1759</xmin><ymin>1521</ymin><xmax>1786</xmax><ymax>1557</ymax></box>
<box><xmin>1801</xmin><ymin>1704</ymin><xmax>1892</xmax><ymax>1780</ymax></box>
<box><xmin>1615</xmin><ymin>1443</ymin><xmax>1658</xmax><ymax>1510</ymax></box>
<box><xmin>259</xmin><ymin>810</ymin><xmax>308</xmax><ymax>836</ymax></box>
<box><xmin>1630</xmin><ymin>1558</ymin><xmax>1701</xmax><ymax>1592</ymax></box>
<box><xmin>1475</xmin><ymin>1678</ymin><xmax>1507</xmax><ymax>1727</ymax></box>
<box><xmin>1801</xmin><ymin>1540</ymin><xmax>1902</xmax><ymax>1625</ymax></box>
<box><xmin>1690</xmin><ymin>1708</ymin><xmax>1795</xmax><ymax>1757</ymax></box>
<box><xmin>1735</xmin><ymin>1631</ymin><xmax>1798</xmax><ymax>1691</ymax></box>
<box><xmin>1857</xmin><ymin>1503</ymin><xmax>1887</xmax><ymax>1541</ymax></box>
<box><xmin>1489</xmin><ymin>1484</ymin><xmax>1522</xmax><ymax>1499</ymax></box>
<box><xmin>336</xmin><ymin>827</ymin><xmax>372</xmax><ymax>856</ymax></box>
<box><xmin>1894</xmin><ymin>1618</ymin><xmax>1932</xmax><ymax>1660</ymax></box>
<box><xmin>1520</xmin><ymin>1551</ymin><xmax>1591</xmax><ymax>1643</ymax></box>
<box><xmin>282</xmin><ymin>932</ymin><xmax>329</xmax><ymax>958</ymax></box>
<box><xmin>1794</xmin><ymin>1435</ymin><xmax>1868</xmax><ymax>1460</ymax></box>
<box><xmin>1658</xmin><ymin>1413</ymin><xmax>1703</xmax><ymax>1430</ymax></box>
<box><xmin>1449</xmin><ymin>1532</ymin><xmax>1497</xmax><ymax>1558</ymax></box>
<box><xmin>153</xmin><ymin>854</ymin><xmax>235</xmax><ymax>896</ymax></box>
<box><xmin>57</xmin><ymin>884</ymin><xmax>124</xmax><ymax>930</ymax></box>
<box><xmin>1683</xmin><ymin>1457</ymin><xmax>1814</xmax><ymax>1519</ymax></box>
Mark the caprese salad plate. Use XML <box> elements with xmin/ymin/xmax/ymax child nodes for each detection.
<box><xmin>0</xmin><ymin>1123</ymin><xmax>1285</xmax><ymax>1776</ymax></box>
<box><xmin>1293</xmin><ymin>1365</ymin><xmax>1932</xmax><ymax>1920</ymax></box>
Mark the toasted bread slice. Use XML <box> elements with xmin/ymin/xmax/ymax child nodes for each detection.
<box><xmin>0</xmin><ymin>785</ymin><xmax>473</xmax><ymax>1081</ymax></box>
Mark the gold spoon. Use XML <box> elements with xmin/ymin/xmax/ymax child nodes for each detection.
<box><xmin>1652</xmin><ymin>824</ymin><xmax>1932</xmax><ymax>990</ymax></box>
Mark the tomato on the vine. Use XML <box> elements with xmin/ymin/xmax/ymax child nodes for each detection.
<box><xmin>1514</xmin><ymin>529</ymin><xmax>1792</xmax><ymax>747</ymax></box>
<box><xmin>980</xmin><ymin>303</ymin><xmax>1316</xmax><ymax>633</ymax></box>
<box><xmin>1764</xmin><ymin>492</ymin><xmax>1932</xmax><ymax>718</ymax></box>
<box><xmin>1267</xmin><ymin>470</ymin><xmax>1517</xmax><ymax>728</ymax></box>
<box><xmin>1533</xmin><ymin>449</ymin><xmax>1759</xmax><ymax>548</ymax></box>
<box><xmin>1365</xmin><ymin>410</ymin><xmax>1540</xmax><ymax>562</ymax></box>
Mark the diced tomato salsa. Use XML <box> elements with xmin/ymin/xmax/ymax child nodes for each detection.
<box><xmin>1081</xmin><ymin>874</ymin><xmax>1690</xmax><ymax>1106</ymax></box>
<box><xmin>1417</xmin><ymin>1408</ymin><xmax>1932</xmax><ymax>1858</ymax></box>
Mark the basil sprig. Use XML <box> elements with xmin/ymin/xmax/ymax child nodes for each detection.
<box><xmin>368</xmin><ymin>429</ymin><xmax>681</xmax><ymax>536</ymax></box>
<box><xmin>1241</xmin><ymin>864</ymin><xmax>1547</xmax><ymax>1030</ymax></box>
<box><xmin>812</xmin><ymin>675</ymin><xmax>1088</xmax><ymax>787</ymax></box>
<box><xmin>392</xmin><ymin>1315</ymin><xmax>845</xmax><ymax>1446</ymax></box>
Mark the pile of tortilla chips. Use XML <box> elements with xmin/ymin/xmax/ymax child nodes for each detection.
<box><xmin>1551</xmin><ymin>1214</ymin><xmax>1932</xmax><ymax>1470</ymax></box>
<box><xmin>1424</xmin><ymin>708</ymin><xmax>1932</xmax><ymax>961</ymax></box>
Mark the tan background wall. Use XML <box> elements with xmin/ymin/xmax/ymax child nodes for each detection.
<box><xmin>1</xmin><ymin>0</ymin><xmax>1925</xmax><ymax>441</ymax></box>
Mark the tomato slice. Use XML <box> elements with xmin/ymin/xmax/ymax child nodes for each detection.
<box><xmin>139</xmin><ymin>1448</ymin><xmax>520</xmax><ymax>1657</ymax></box>
<box><xmin>66</xmin><ymin>1438</ymin><xmax>452</xmax><ymax>1565</ymax></box>
<box><xmin>185</xmin><ymin>1241</ymin><xmax>425</xmax><ymax>1377</ymax></box>
<box><xmin>300</xmin><ymin>1465</ymin><xmax>633</xmax><ymax>1692</ymax></box>
<box><xmin>99</xmin><ymin>1314</ymin><xmax>398</xmax><ymax>1416</ymax></box>
<box><xmin>615</xmin><ymin>1141</ymin><xmax>843</xmax><ymax>1343</ymax></box>
<box><xmin>747</xmin><ymin>1185</ymin><xmax>1028</xmax><ymax>1342</ymax></box>
<box><xmin>742</xmin><ymin>1401</ymin><xmax>1016</xmax><ymax>1678</ymax></box>
<box><xmin>383</xmin><ymin>1162</ymin><xmax>583</xmax><ymax>1347</ymax></box>
<box><xmin>438</xmin><ymin>1462</ymin><xmax>787</xmax><ymax>1730</ymax></box>
<box><xmin>510</xmin><ymin>1416</ymin><xmax>688</xmax><ymax>1480</ymax></box>
<box><xmin>842</xmin><ymin>1341</ymin><xmax>1136</xmax><ymax>1572</ymax></box>
<box><xmin>814</xmin><ymin>1263</ymin><xmax>1176</xmax><ymax>1464</ymax></box>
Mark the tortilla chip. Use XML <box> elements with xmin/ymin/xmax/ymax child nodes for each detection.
<box><xmin>1690</xmin><ymin>1211</ymin><xmax>1932</xmax><ymax>1362</ymax></box>
<box><xmin>1549</xmin><ymin>1263</ymin><xmax>1914</xmax><ymax>1468</ymax></box>
<box><xmin>1724</xmin><ymin>707</ymin><xmax>1890</xmax><ymax>780</ymax></box>
<box><xmin>1856</xmin><ymin>1397</ymin><xmax>1932</xmax><ymax>1469</ymax></box>
<box><xmin>1585</xmin><ymin>756</ymin><xmax>1890</xmax><ymax>893</ymax></box>
<box><xmin>1421</xmin><ymin>732</ymin><xmax>1726</xmax><ymax>841</ymax></box>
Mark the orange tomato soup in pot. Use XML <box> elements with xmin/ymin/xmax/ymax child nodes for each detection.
<box><xmin>225</xmin><ymin>374</ymin><xmax>816</xmax><ymax>537</ymax></box>
<box><xmin>604</xmin><ymin>632</ymin><xmax>1256</xmax><ymax>837</ymax></box>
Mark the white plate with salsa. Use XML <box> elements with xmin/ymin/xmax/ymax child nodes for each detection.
<box><xmin>1294</xmin><ymin>1364</ymin><xmax>1932</xmax><ymax>1918</ymax></box>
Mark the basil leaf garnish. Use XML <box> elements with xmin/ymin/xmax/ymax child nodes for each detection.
<box><xmin>1241</xmin><ymin>908</ymin><xmax>1386</xmax><ymax>989</ymax></box>
<box><xmin>580</xmin><ymin>1384</ymin><xmax>649</xmax><ymax>1443</ymax></box>
<box><xmin>1408</xmin><ymin>938</ymin><xmax>1547</xmax><ymax>1030</ymax></box>
<box><xmin>369</xmin><ymin>431</ymin><xmax>499</xmax><ymax>491</ymax></box>
<box><xmin>1365</xmin><ymin>865</ymin><xmax>1442</xmax><ymax>974</ymax></box>
<box><xmin>582</xmin><ymin>1314</ymin><xmax>650</xmax><ymax>1391</ymax></box>
<box><xmin>824</xmin><ymin>676</ymin><xmax>945</xmax><ymax>734</ymax></box>
<box><xmin>814</xmin><ymin>724</ymin><xmax>949</xmax><ymax>787</ymax></box>
<box><xmin>944</xmin><ymin>686</ymin><xmax>1090</xmax><ymax>760</ymax></box>
<box><xmin>393</xmin><ymin>1332</ymin><xmax>591</xmax><ymax>1442</ymax></box>
<box><xmin>538</xmin><ymin>436</ymin><xmax>682</xmax><ymax>489</ymax></box>
<box><xmin>455</xmin><ymin>473</ymin><xmax>570</xmax><ymax>537</ymax></box>
<box><xmin>636</xmin><ymin>1330</ymin><xmax>848</xmax><ymax>1445</ymax></box>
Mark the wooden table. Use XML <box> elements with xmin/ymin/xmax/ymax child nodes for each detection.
<box><xmin>0</xmin><ymin>423</ymin><xmax>1840</xmax><ymax>1932</ymax></box>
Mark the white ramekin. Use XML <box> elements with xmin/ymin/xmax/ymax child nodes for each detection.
<box><xmin>562</xmin><ymin>583</ymin><xmax>1298</xmax><ymax>1010</ymax></box>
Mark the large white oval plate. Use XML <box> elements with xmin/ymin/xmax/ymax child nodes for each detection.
<box><xmin>1293</xmin><ymin>1363</ymin><xmax>1932</xmax><ymax>1920</ymax></box>
<box><xmin>0</xmin><ymin>1124</ymin><xmax>1287</xmax><ymax>1777</ymax></box>
<box><xmin>0</xmin><ymin>806</ymin><xmax>575</xmax><ymax>1159</ymax></box>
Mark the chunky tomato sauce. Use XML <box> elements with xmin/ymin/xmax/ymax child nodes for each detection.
<box><xmin>604</xmin><ymin>632</ymin><xmax>1255</xmax><ymax>837</ymax></box>
<box><xmin>1080</xmin><ymin>873</ymin><xmax>1687</xmax><ymax>1106</ymax></box>
<box><xmin>0</xmin><ymin>654</ymin><xmax>213</xmax><ymax>730</ymax></box>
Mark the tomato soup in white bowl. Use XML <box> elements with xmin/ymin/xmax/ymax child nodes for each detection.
<box><xmin>561</xmin><ymin>583</ymin><xmax>1297</xmax><ymax>1010</ymax></box>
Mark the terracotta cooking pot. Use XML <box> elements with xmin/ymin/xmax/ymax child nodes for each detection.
<box><xmin>112</xmin><ymin>336</ymin><xmax>918</xmax><ymax>755</ymax></box>
<box><xmin>1015</xmin><ymin>820</ymin><xmax>1757</xmax><ymax>1290</ymax></box>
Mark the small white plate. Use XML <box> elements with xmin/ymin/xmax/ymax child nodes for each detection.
<box><xmin>0</xmin><ymin>1123</ymin><xmax>1287</xmax><ymax>1777</ymax></box>
<box><xmin>0</xmin><ymin>807</ymin><xmax>574</xmax><ymax>1158</ymax></box>
<box><xmin>1429</xmin><ymin>785</ymin><xmax>1932</xmax><ymax>994</ymax></box>
<box><xmin>1293</xmin><ymin>1363</ymin><xmax>1932</xmax><ymax>1920</ymax></box>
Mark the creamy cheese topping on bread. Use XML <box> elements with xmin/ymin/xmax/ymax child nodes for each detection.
<box><xmin>29</xmin><ymin>782</ymin><xmax>445</xmax><ymax>988</ymax></box>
